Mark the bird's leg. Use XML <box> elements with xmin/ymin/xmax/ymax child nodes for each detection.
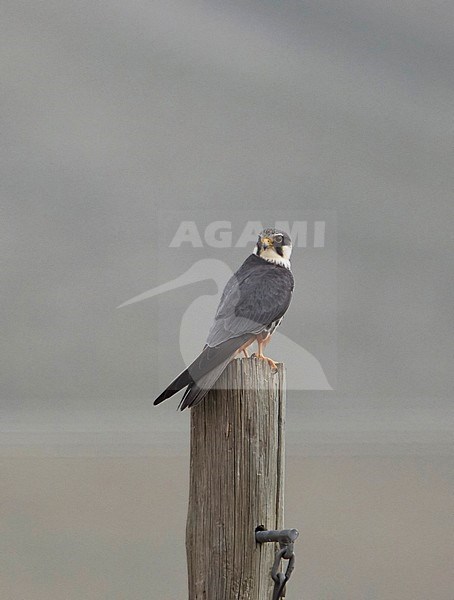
<box><xmin>235</xmin><ymin>338</ymin><xmax>254</xmax><ymax>360</ymax></box>
<box><xmin>254</xmin><ymin>338</ymin><xmax>278</xmax><ymax>371</ymax></box>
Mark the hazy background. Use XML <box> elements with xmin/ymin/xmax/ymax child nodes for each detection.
<box><xmin>1</xmin><ymin>1</ymin><xmax>453</xmax><ymax>598</ymax></box>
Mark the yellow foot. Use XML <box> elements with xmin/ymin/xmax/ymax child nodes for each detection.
<box><xmin>252</xmin><ymin>353</ymin><xmax>278</xmax><ymax>371</ymax></box>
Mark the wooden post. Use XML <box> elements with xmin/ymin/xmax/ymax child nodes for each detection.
<box><xmin>186</xmin><ymin>357</ymin><xmax>286</xmax><ymax>600</ymax></box>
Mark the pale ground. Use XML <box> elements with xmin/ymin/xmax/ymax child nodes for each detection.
<box><xmin>1</xmin><ymin>454</ymin><xmax>452</xmax><ymax>600</ymax></box>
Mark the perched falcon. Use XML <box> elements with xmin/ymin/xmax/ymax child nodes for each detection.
<box><xmin>154</xmin><ymin>228</ymin><xmax>294</xmax><ymax>410</ymax></box>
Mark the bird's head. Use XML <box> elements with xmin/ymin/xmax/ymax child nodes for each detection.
<box><xmin>253</xmin><ymin>228</ymin><xmax>292</xmax><ymax>268</ymax></box>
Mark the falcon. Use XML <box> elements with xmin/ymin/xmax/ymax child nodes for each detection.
<box><xmin>154</xmin><ymin>228</ymin><xmax>294</xmax><ymax>410</ymax></box>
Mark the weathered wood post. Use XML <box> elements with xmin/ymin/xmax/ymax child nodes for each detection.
<box><xmin>186</xmin><ymin>357</ymin><xmax>286</xmax><ymax>600</ymax></box>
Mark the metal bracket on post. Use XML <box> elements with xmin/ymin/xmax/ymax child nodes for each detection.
<box><xmin>255</xmin><ymin>528</ymin><xmax>299</xmax><ymax>600</ymax></box>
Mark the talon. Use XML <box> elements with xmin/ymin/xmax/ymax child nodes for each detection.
<box><xmin>266</xmin><ymin>358</ymin><xmax>278</xmax><ymax>371</ymax></box>
<box><xmin>254</xmin><ymin>353</ymin><xmax>278</xmax><ymax>371</ymax></box>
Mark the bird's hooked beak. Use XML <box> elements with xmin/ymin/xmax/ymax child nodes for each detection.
<box><xmin>260</xmin><ymin>236</ymin><xmax>273</xmax><ymax>249</ymax></box>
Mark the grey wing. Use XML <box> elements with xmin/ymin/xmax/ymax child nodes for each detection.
<box><xmin>206</xmin><ymin>268</ymin><xmax>293</xmax><ymax>347</ymax></box>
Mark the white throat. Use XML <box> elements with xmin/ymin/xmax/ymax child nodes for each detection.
<box><xmin>253</xmin><ymin>245</ymin><xmax>291</xmax><ymax>269</ymax></box>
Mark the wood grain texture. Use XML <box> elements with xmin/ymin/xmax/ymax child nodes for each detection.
<box><xmin>186</xmin><ymin>357</ymin><xmax>286</xmax><ymax>600</ymax></box>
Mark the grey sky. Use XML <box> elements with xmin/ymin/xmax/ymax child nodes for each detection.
<box><xmin>1</xmin><ymin>1</ymin><xmax>453</xmax><ymax>433</ymax></box>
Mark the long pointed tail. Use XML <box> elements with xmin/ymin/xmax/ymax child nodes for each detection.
<box><xmin>178</xmin><ymin>354</ymin><xmax>232</xmax><ymax>410</ymax></box>
<box><xmin>153</xmin><ymin>334</ymin><xmax>252</xmax><ymax>409</ymax></box>
<box><xmin>153</xmin><ymin>368</ymin><xmax>193</xmax><ymax>405</ymax></box>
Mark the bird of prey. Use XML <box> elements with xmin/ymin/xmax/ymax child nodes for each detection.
<box><xmin>154</xmin><ymin>228</ymin><xmax>294</xmax><ymax>410</ymax></box>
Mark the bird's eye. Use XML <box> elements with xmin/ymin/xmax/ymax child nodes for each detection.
<box><xmin>274</xmin><ymin>234</ymin><xmax>283</xmax><ymax>243</ymax></box>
